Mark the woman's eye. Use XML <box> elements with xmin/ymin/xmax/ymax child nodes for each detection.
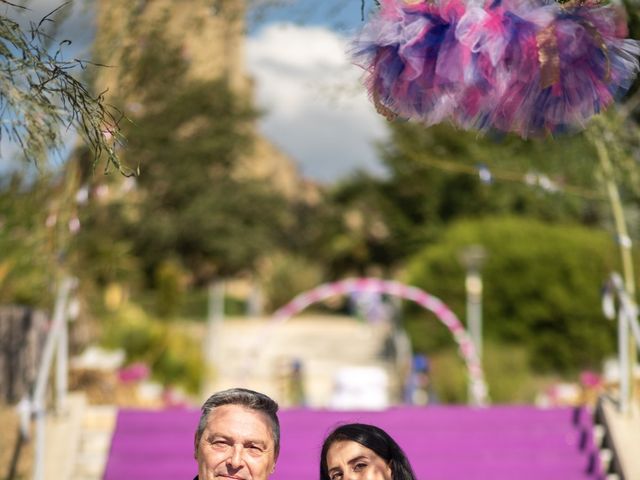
<box><xmin>354</xmin><ymin>463</ymin><xmax>368</xmax><ymax>472</ymax></box>
<box><xmin>330</xmin><ymin>474</ymin><xmax>343</xmax><ymax>480</ymax></box>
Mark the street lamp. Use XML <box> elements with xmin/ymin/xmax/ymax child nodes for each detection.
<box><xmin>460</xmin><ymin>245</ymin><xmax>487</xmax><ymax>363</ymax></box>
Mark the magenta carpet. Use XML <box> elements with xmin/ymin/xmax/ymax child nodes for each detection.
<box><xmin>103</xmin><ymin>405</ymin><xmax>603</xmax><ymax>479</ymax></box>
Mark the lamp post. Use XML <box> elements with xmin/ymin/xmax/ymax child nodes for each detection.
<box><xmin>460</xmin><ymin>245</ymin><xmax>487</xmax><ymax>364</ymax></box>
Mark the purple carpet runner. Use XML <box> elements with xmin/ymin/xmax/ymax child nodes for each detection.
<box><xmin>103</xmin><ymin>406</ymin><xmax>603</xmax><ymax>479</ymax></box>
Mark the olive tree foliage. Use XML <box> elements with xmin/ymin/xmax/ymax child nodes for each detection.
<box><xmin>0</xmin><ymin>0</ymin><xmax>124</xmax><ymax>171</ymax></box>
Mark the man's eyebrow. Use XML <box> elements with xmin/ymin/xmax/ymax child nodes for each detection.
<box><xmin>206</xmin><ymin>434</ymin><xmax>269</xmax><ymax>448</ymax></box>
<box><xmin>245</xmin><ymin>439</ymin><xmax>269</xmax><ymax>447</ymax></box>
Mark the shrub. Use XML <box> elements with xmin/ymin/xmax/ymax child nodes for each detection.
<box><xmin>405</xmin><ymin>217</ymin><xmax>619</xmax><ymax>375</ymax></box>
<box><xmin>101</xmin><ymin>304</ymin><xmax>203</xmax><ymax>393</ymax></box>
<box><xmin>260</xmin><ymin>253</ymin><xmax>324</xmax><ymax>311</ymax></box>
<box><xmin>426</xmin><ymin>342</ymin><xmax>554</xmax><ymax>404</ymax></box>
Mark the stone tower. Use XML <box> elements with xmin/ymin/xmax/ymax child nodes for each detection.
<box><xmin>93</xmin><ymin>0</ymin><xmax>306</xmax><ymax>198</ymax></box>
<box><xmin>94</xmin><ymin>0</ymin><xmax>249</xmax><ymax>97</ymax></box>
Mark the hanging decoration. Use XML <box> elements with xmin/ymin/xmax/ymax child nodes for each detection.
<box><xmin>352</xmin><ymin>0</ymin><xmax>640</xmax><ymax>137</ymax></box>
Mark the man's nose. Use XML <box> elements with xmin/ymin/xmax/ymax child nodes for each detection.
<box><xmin>227</xmin><ymin>444</ymin><xmax>244</xmax><ymax>469</ymax></box>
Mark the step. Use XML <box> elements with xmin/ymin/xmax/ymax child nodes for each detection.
<box><xmin>43</xmin><ymin>392</ymin><xmax>87</xmax><ymax>480</ymax></box>
<box><xmin>71</xmin><ymin>404</ymin><xmax>117</xmax><ymax>480</ymax></box>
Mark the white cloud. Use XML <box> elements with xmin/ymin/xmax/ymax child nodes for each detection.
<box><xmin>246</xmin><ymin>23</ymin><xmax>388</xmax><ymax>183</ymax></box>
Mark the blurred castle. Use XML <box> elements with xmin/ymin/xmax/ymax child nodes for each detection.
<box><xmin>93</xmin><ymin>0</ymin><xmax>310</xmax><ymax>200</ymax></box>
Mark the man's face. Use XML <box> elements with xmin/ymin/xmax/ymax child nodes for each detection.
<box><xmin>195</xmin><ymin>404</ymin><xmax>276</xmax><ymax>480</ymax></box>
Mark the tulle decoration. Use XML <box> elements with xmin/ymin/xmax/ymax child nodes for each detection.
<box><xmin>351</xmin><ymin>0</ymin><xmax>640</xmax><ymax>138</ymax></box>
<box><xmin>352</xmin><ymin>0</ymin><xmax>468</xmax><ymax>124</ymax></box>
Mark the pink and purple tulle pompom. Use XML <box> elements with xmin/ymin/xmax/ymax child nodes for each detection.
<box><xmin>351</xmin><ymin>0</ymin><xmax>640</xmax><ymax>137</ymax></box>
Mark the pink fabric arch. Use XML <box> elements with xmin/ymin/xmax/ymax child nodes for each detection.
<box><xmin>271</xmin><ymin>277</ymin><xmax>489</xmax><ymax>406</ymax></box>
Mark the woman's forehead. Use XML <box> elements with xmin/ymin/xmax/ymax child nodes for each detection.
<box><xmin>327</xmin><ymin>440</ymin><xmax>379</xmax><ymax>463</ymax></box>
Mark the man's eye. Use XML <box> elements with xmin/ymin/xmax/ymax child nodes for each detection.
<box><xmin>211</xmin><ymin>440</ymin><xmax>230</xmax><ymax>449</ymax></box>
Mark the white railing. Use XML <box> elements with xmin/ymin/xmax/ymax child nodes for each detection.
<box><xmin>603</xmin><ymin>273</ymin><xmax>640</xmax><ymax>414</ymax></box>
<box><xmin>20</xmin><ymin>277</ymin><xmax>76</xmax><ymax>480</ymax></box>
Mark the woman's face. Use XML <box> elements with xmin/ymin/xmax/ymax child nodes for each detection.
<box><xmin>325</xmin><ymin>440</ymin><xmax>392</xmax><ymax>480</ymax></box>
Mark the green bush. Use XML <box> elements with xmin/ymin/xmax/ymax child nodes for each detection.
<box><xmin>101</xmin><ymin>304</ymin><xmax>203</xmax><ymax>393</ymax></box>
<box><xmin>405</xmin><ymin>217</ymin><xmax>619</xmax><ymax>375</ymax></box>
<box><xmin>153</xmin><ymin>330</ymin><xmax>203</xmax><ymax>393</ymax></box>
<box><xmin>102</xmin><ymin>304</ymin><xmax>164</xmax><ymax>357</ymax></box>
<box><xmin>427</xmin><ymin>342</ymin><xmax>554</xmax><ymax>404</ymax></box>
<box><xmin>154</xmin><ymin>259</ymin><xmax>186</xmax><ymax>318</ymax></box>
<box><xmin>260</xmin><ymin>253</ymin><xmax>324</xmax><ymax>311</ymax></box>
<box><xmin>428</xmin><ymin>350</ymin><xmax>467</xmax><ymax>404</ymax></box>
<box><xmin>483</xmin><ymin>341</ymin><xmax>540</xmax><ymax>403</ymax></box>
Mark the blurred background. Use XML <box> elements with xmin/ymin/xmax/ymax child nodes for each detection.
<box><xmin>1</xmin><ymin>0</ymin><xmax>640</xmax><ymax>479</ymax></box>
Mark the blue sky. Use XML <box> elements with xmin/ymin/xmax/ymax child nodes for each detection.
<box><xmin>248</xmin><ymin>0</ymin><xmax>371</xmax><ymax>32</ymax></box>
<box><xmin>2</xmin><ymin>0</ymin><xmax>388</xmax><ymax>182</ymax></box>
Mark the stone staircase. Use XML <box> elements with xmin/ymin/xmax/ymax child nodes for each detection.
<box><xmin>34</xmin><ymin>313</ymin><xmax>637</xmax><ymax>480</ymax></box>
<box><xmin>203</xmin><ymin>315</ymin><xmax>406</xmax><ymax>407</ymax></box>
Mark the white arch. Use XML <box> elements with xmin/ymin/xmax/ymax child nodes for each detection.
<box><xmin>269</xmin><ymin>277</ymin><xmax>489</xmax><ymax>406</ymax></box>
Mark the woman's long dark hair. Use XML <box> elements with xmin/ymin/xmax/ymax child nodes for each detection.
<box><xmin>320</xmin><ymin>423</ymin><xmax>417</xmax><ymax>480</ymax></box>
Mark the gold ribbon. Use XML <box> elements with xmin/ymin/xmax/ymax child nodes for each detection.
<box><xmin>536</xmin><ymin>11</ymin><xmax>612</xmax><ymax>89</ymax></box>
<box><xmin>537</xmin><ymin>25</ymin><xmax>561</xmax><ymax>89</ymax></box>
<box><xmin>373</xmin><ymin>88</ymin><xmax>399</xmax><ymax>121</ymax></box>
